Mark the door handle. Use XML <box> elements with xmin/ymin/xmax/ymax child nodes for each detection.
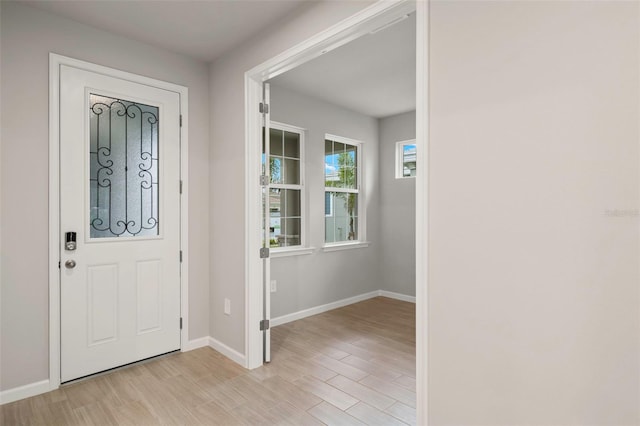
<box><xmin>65</xmin><ymin>260</ymin><xmax>77</xmax><ymax>269</ymax></box>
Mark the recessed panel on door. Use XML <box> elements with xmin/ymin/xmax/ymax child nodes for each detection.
<box><xmin>87</xmin><ymin>264</ymin><xmax>118</xmax><ymax>346</ymax></box>
<box><xmin>136</xmin><ymin>259</ymin><xmax>162</xmax><ymax>334</ymax></box>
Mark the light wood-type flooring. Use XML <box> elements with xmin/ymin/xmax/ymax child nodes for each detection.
<box><xmin>1</xmin><ymin>296</ymin><xmax>416</xmax><ymax>425</ymax></box>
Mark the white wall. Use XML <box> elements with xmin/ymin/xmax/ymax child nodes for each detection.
<box><xmin>0</xmin><ymin>2</ymin><xmax>210</xmax><ymax>391</ymax></box>
<box><xmin>428</xmin><ymin>1</ymin><xmax>639</xmax><ymax>424</ymax></box>
<box><xmin>269</xmin><ymin>85</ymin><xmax>380</xmax><ymax>319</ymax></box>
<box><xmin>379</xmin><ymin>111</ymin><xmax>416</xmax><ymax>297</ymax></box>
<box><xmin>208</xmin><ymin>0</ymin><xmax>375</xmax><ymax>354</ymax></box>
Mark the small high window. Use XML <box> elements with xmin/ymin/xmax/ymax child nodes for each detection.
<box><xmin>396</xmin><ymin>140</ymin><xmax>417</xmax><ymax>178</ymax></box>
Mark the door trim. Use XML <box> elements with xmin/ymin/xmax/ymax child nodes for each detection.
<box><xmin>244</xmin><ymin>0</ymin><xmax>427</xmax><ymax>423</ymax></box>
<box><xmin>48</xmin><ymin>53</ymin><xmax>190</xmax><ymax>390</ymax></box>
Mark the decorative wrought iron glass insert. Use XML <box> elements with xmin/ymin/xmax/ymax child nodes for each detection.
<box><xmin>89</xmin><ymin>94</ymin><xmax>160</xmax><ymax>238</ymax></box>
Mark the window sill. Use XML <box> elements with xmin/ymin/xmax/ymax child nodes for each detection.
<box><xmin>270</xmin><ymin>247</ymin><xmax>316</xmax><ymax>258</ymax></box>
<box><xmin>322</xmin><ymin>241</ymin><xmax>370</xmax><ymax>252</ymax></box>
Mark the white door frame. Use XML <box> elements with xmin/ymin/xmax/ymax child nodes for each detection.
<box><xmin>244</xmin><ymin>0</ymin><xmax>428</xmax><ymax>423</ymax></box>
<box><xmin>48</xmin><ymin>53</ymin><xmax>190</xmax><ymax>390</ymax></box>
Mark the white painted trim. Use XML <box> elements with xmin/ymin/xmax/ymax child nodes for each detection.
<box><xmin>179</xmin><ymin>81</ymin><xmax>190</xmax><ymax>357</ymax></box>
<box><xmin>271</xmin><ymin>291</ymin><xmax>380</xmax><ymax>327</ymax></box>
<box><xmin>208</xmin><ymin>337</ymin><xmax>247</xmax><ymax>366</ymax></box>
<box><xmin>416</xmin><ymin>1</ymin><xmax>429</xmax><ymax>424</ymax></box>
<box><xmin>48</xmin><ymin>54</ymin><xmax>62</xmax><ymax>392</ymax></box>
<box><xmin>0</xmin><ymin>380</ymin><xmax>51</xmax><ymax>405</ymax></box>
<box><xmin>182</xmin><ymin>337</ymin><xmax>210</xmax><ymax>352</ymax></box>
<box><xmin>379</xmin><ymin>290</ymin><xmax>416</xmax><ymax>303</ymax></box>
<box><xmin>245</xmin><ymin>0</ymin><xmax>416</xmax><ymax>81</ymax></box>
<box><xmin>325</xmin><ymin>133</ymin><xmax>363</xmax><ymax>146</ymax></box>
<box><xmin>245</xmin><ymin>76</ymin><xmax>264</xmax><ymax>369</ymax></box>
<box><xmin>245</xmin><ymin>0</ymin><xmax>418</xmax><ymax>372</ymax></box>
<box><xmin>48</xmin><ymin>53</ymin><xmax>190</xmax><ymax>390</ymax></box>
<box><xmin>270</xmin><ymin>247</ymin><xmax>316</xmax><ymax>258</ymax></box>
<box><xmin>270</xmin><ymin>289</ymin><xmax>415</xmax><ymax>328</ymax></box>
<box><xmin>270</xmin><ymin>120</ymin><xmax>307</xmax><ymax>135</ymax></box>
<box><xmin>322</xmin><ymin>241</ymin><xmax>370</xmax><ymax>252</ymax></box>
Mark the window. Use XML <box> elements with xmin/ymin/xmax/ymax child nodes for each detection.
<box><xmin>324</xmin><ymin>134</ymin><xmax>362</xmax><ymax>244</ymax></box>
<box><xmin>396</xmin><ymin>139</ymin><xmax>417</xmax><ymax>178</ymax></box>
<box><xmin>268</xmin><ymin>122</ymin><xmax>304</xmax><ymax>249</ymax></box>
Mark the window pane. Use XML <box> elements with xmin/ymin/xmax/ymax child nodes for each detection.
<box><xmin>284</xmin><ymin>131</ymin><xmax>300</xmax><ymax>158</ymax></box>
<box><xmin>403</xmin><ymin>144</ymin><xmax>416</xmax><ymax>177</ymax></box>
<box><xmin>269</xmin><ymin>188</ymin><xmax>281</xmax><ymax>216</ymax></box>
<box><xmin>325</xmin><ymin>192</ymin><xmax>358</xmax><ymax>242</ymax></box>
<box><xmin>269</xmin><ymin>188</ymin><xmax>281</xmax><ymax>247</ymax></box>
<box><xmin>331</xmin><ymin>143</ymin><xmax>356</xmax><ymax>189</ymax></box>
<box><xmin>325</xmin><ymin>192</ymin><xmax>332</xmax><ymax>216</ymax></box>
<box><xmin>345</xmin><ymin>144</ymin><xmax>357</xmax><ymax>168</ymax></box>
<box><xmin>325</xmin><ymin>216</ymin><xmax>335</xmax><ymax>243</ymax></box>
<box><xmin>283</xmin><ymin>158</ymin><xmax>300</xmax><ymax>185</ymax></box>
<box><xmin>325</xmin><ymin>140</ymin><xmax>337</xmax><ymax>187</ymax></box>
<box><xmin>270</xmin><ymin>157</ymin><xmax>282</xmax><ymax>184</ymax></box>
<box><xmin>335</xmin><ymin>215</ymin><xmax>349</xmax><ymax>242</ymax></box>
<box><xmin>339</xmin><ymin>166</ymin><xmax>357</xmax><ymax>189</ymax></box>
<box><xmin>348</xmin><ymin>193</ymin><xmax>358</xmax><ymax>218</ymax></box>
<box><xmin>284</xmin><ymin>189</ymin><xmax>300</xmax><ymax>217</ymax></box>
<box><xmin>283</xmin><ymin>218</ymin><xmax>301</xmax><ymax>247</ymax></box>
<box><xmin>325</xmin><ymin>139</ymin><xmax>333</xmax><ymax>157</ymax></box>
<box><xmin>270</xmin><ymin>128</ymin><xmax>283</xmax><ymax>156</ymax></box>
<box><xmin>89</xmin><ymin>93</ymin><xmax>159</xmax><ymax>238</ymax></box>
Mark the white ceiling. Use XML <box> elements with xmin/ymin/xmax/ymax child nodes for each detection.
<box><xmin>269</xmin><ymin>13</ymin><xmax>416</xmax><ymax>119</ymax></box>
<box><xmin>20</xmin><ymin>0</ymin><xmax>316</xmax><ymax>62</ymax></box>
<box><xmin>20</xmin><ymin>0</ymin><xmax>416</xmax><ymax>119</ymax></box>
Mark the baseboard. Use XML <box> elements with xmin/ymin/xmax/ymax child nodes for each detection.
<box><xmin>378</xmin><ymin>290</ymin><xmax>416</xmax><ymax>303</ymax></box>
<box><xmin>182</xmin><ymin>336</ymin><xmax>210</xmax><ymax>352</ymax></box>
<box><xmin>0</xmin><ymin>379</ymin><xmax>51</xmax><ymax>405</ymax></box>
<box><xmin>1</xmin><ymin>291</ymin><xmax>413</xmax><ymax>406</ymax></box>
<box><xmin>208</xmin><ymin>337</ymin><xmax>246</xmax><ymax>367</ymax></box>
<box><xmin>271</xmin><ymin>290</ymin><xmax>380</xmax><ymax>327</ymax></box>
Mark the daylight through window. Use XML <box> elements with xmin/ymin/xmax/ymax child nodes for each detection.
<box><xmin>396</xmin><ymin>140</ymin><xmax>417</xmax><ymax>178</ymax></box>
<box><xmin>325</xmin><ymin>135</ymin><xmax>361</xmax><ymax>243</ymax></box>
<box><xmin>267</xmin><ymin>123</ymin><xmax>304</xmax><ymax>248</ymax></box>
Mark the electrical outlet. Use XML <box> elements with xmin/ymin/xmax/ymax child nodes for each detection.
<box><xmin>224</xmin><ymin>298</ymin><xmax>231</xmax><ymax>315</ymax></box>
<box><xmin>270</xmin><ymin>280</ymin><xmax>277</xmax><ymax>292</ymax></box>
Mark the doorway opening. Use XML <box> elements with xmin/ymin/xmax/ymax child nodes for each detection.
<box><xmin>245</xmin><ymin>0</ymin><xmax>428</xmax><ymax>423</ymax></box>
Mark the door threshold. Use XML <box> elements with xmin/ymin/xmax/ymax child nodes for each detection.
<box><xmin>60</xmin><ymin>349</ymin><xmax>180</xmax><ymax>386</ymax></box>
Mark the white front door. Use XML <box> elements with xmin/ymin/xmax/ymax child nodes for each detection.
<box><xmin>59</xmin><ymin>65</ymin><xmax>181</xmax><ymax>382</ymax></box>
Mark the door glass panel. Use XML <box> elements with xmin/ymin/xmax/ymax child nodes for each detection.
<box><xmin>89</xmin><ymin>93</ymin><xmax>160</xmax><ymax>238</ymax></box>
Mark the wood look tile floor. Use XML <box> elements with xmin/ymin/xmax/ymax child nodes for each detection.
<box><xmin>1</xmin><ymin>297</ymin><xmax>416</xmax><ymax>425</ymax></box>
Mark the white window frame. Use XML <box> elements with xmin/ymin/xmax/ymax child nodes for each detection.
<box><xmin>268</xmin><ymin>121</ymin><xmax>307</xmax><ymax>253</ymax></box>
<box><xmin>323</xmin><ymin>133</ymin><xmax>366</xmax><ymax>247</ymax></box>
<box><xmin>396</xmin><ymin>139</ymin><xmax>417</xmax><ymax>179</ymax></box>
